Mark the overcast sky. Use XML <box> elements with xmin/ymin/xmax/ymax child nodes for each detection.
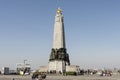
<box><xmin>0</xmin><ymin>0</ymin><xmax>120</xmax><ymax>70</ymax></box>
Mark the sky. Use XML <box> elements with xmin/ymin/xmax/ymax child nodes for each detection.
<box><xmin>0</xmin><ymin>0</ymin><xmax>120</xmax><ymax>70</ymax></box>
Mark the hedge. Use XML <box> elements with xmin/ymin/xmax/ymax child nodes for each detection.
<box><xmin>66</xmin><ymin>72</ymin><xmax>77</xmax><ymax>76</ymax></box>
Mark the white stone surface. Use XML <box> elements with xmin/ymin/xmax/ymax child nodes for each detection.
<box><xmin>53</xmin><ymin>8</ymin><xmax>65</xmax><ymax>49</ymax></box>
<box><xmin>48</xmin><ymin>60</ymin><xmax>66</xmax><ymax>73</ymax></box>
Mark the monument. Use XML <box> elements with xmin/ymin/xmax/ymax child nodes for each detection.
<box><xmin>39</xmin><ymin>8</ymin><xmax>80</xmax><ymax>75</ymax></box>
<box><xmin>48</xmin><ymin>8</ymin><xmax>70</xmax><ymax>73</ymax></box>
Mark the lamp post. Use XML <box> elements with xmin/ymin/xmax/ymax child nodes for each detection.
<box><xmin>24</xmin><ymin>59</ymin><xmax>27</xmax><ymax>69</ymax></box>
<box><xmin>24</xmin><ymin>59</ymin><xmax>27</xmax><ymax>65</ymax></box>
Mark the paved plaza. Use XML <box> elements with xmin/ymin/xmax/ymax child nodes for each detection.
<box><xmin>0</xmin><ymin>74</ymin><xmax>120</xmax><ymax>80</ymax></box>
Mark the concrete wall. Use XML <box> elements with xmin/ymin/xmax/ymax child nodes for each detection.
<box><xmin>66</xmin><ymin>65</ymin><xmax>80</xmax><ymax>74</ymax></box>
<box><xmin>39</xmin><ymin>66</ymin><xmax>48</xmax><ymax>72</ymax></box>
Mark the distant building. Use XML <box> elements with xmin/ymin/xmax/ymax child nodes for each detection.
<box><xmin>9</xmin><ymin>70</ymin><xmax>17</xmax><ymax>75</ymax></box>
<box><xmin>16</xmin><ymin>63</ymin><xmax>31</xmax><ymax>75</ymax></box>
<box><xmin>1</xmin><ymin>67</ymin><xmax>9</xmax><ymax>75</ymax></box>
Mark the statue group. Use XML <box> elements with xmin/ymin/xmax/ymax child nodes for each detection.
<box><xmin>49</xmin><ymin>48</ymin><xmax>70</xmax><ymax>65</ymax></box>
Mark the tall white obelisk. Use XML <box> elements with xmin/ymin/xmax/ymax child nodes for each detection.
<box><xmin>53</xmin><ymin>8</ymin><xmax>65</xmax><ymax>49</ymax></box>
<box><xmin>48</xmin><ymin>8</ymin><xmax>70</xmax><ymax>73</ymax></box>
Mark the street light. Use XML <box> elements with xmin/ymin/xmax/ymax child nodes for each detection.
<box><xmin>24</xmin><ymin>59</ymin><xmax>27</xmax><ymax>66</ymax></box>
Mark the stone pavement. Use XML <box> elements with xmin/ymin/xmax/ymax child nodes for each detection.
<box><xmin>0</xmin><ymin>74</ymin><xmax>120</xmax><ymax>80</ymax></box>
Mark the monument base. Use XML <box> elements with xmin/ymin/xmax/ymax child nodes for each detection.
<box><xmin>48</xmin><ymin>60</ymin><xmax>67</xmax><ymax>73</ymax></box>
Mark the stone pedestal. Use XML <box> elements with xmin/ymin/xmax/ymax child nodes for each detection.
<box><xmin>49</xmin><ymin>48</ymin><xmax>70</xmax><ymax>73</ymax></box>
<box><xmin>48</xmin><ymin>60</ymin><xmax>66</xmax><ymax>73</ymax></box>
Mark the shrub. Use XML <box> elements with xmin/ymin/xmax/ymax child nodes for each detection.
<box><xmin>66</xmin><ymin>72</ymin><xmax>77</xmax><ymax>76</ymax></box>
